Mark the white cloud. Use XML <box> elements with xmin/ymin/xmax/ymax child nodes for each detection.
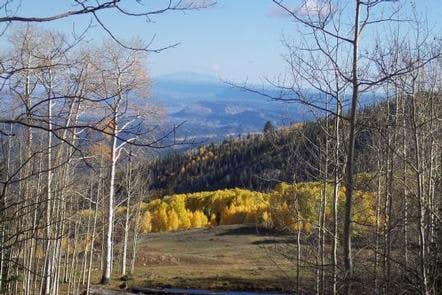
<box><xmin>267</xmin><ymin>0</ymin><xmax>332</xmax><ymax>19</ymax></box>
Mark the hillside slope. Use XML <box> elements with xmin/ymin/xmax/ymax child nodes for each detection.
<box><xmin>150</xmin><ymin>104</ymin><xmax>378</xmax><ymax>194</ymax></box>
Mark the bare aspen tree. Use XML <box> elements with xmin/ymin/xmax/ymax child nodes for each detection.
<box><xmin>121</xmin><ymin>150</ymin><xmax>133</xmax><ymax>277</ymax></box>
<box><xmin>331</xmin><ymin>99</ymin><xmax>342</xmax><ymax>295</ymax></box>
<box><xmin>86</xmin><ymin>40</ymin><xmax>150</xmax><ymax>284</ymax></box>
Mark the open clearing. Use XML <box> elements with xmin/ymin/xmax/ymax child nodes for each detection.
<box><xmin>113</xmin><ymin>224</ymin><xmax>300</xmax><ymax>293</ymax></box>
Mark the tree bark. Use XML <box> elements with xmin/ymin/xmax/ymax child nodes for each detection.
<box><xmin>343</xmin><ymin>2</ymin><xmax>361</xmax><ymax>293</ymax></box>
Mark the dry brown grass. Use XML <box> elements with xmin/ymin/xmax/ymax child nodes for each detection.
<box><xmin>130</xmin><ymin>224</ymin><xmax>298</xmax><ymax>292</ymax></box>
<box><xmin>85</xmin><ymin>224</ymin><xmax>306</xmax><ymax>293</ymax></box>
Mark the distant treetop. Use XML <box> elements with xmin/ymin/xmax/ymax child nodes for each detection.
<box><xmin>263</xmin><ymin>121</ymin><xmax>275</xmax><ymax>134</ymax></box>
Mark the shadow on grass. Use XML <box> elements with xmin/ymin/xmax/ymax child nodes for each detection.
<box><xmin>215</xmin><ymin>225</ymin><xmax>279</xmax><ymax>237</ymax></box>
<box><xmin>252</xmin><ymin>238</ymin><xmax>296</xmax><ymax>245</ymax></box>
<box><xmin>137</xmin><ymin>275</ymin><xmax>293</xmax><ymax>293</ymax></box>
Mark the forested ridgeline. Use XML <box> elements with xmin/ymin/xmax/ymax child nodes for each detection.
<box><xmin>150</xmin><ymin>104</ymin><xmax>378</xmax><ymax>194</ymax></box>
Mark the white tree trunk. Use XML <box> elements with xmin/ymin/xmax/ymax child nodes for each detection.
<box><xmin>332</xmin><ymin>103</ymin><xmax>340</xmax><ymax>295</ymax></box>
<box><xmin>42</xmin><ymin>70</ymin><xmax>54</xmax><ymax>295</ymax></box>
<box><xmin>101</xmin><ymin>120</ymin><xmax>118</xmax><ymax>284</ymax></box>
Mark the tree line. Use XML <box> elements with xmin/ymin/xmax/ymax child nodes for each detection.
<box><xmin>0</xmin><ymin>25</ymin><xmax>160</xmax><ymax>293</ymax></box>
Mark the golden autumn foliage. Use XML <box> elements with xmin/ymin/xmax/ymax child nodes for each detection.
<box><xmin>140</xmin><ymin>210</ymin><xmax>152</xmax><ymax>233</ymax></box>
<box><xmin>167</xmin><ymin>210</ymin><xmax>180</xmax><ymax>231</ymax></box>
<box><xmin>137</xmin><ymin>183</ymin><xmax>376</xmax><ymax>235</ymax></box>
<box><xmin>151</xmin><ymin>203</ymin><xmax>169</xmax><ymax>232</ymax></box>
<box><xmin>139</xmin><ymin>188</ymin><xmax>267</xmax><ymax>233</ymax></box>
<box><xmin>115</xmin><ymin>206</ymin><xmax>127</xmax><ymax>216</ymax></box>
<box><xmin>189</xmin><ymin>210</ymin><xmax>208</xmax><ymax>228</ymax></box>
<box><xmin>269</xmin><ymin>182</ymin><xmax>376</xmax><ymax>234</ymax></box>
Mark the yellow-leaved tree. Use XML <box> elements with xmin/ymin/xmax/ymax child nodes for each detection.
<box><xmin>140</xmin><ymin>210</ymin><xmax>152</xmax><ymax>233</ymax></box>
<box><xmin>189</xmin><ymin>210</ymin><xmax>208</xmax><ymax>228</ymax></box>
<box><xmin>136</xmin><ymin>183</ymin><xmax>375</xmax><ymax>235</ymax></box>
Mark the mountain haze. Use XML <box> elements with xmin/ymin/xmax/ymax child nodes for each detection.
<box><xmin>151</xmin><ymin>72</ymin><xmax>310</xmax><ymax>141</ymax></box>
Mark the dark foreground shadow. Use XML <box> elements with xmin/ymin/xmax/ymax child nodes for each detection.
<box><xmin>252</xmin><ymin>238</ymin><xmax>296</xmax><ymax>245</ymax></box>
<box><xmin>135</xmin><ymin>276</ymin><xmax>294</xmax><ymax>294</ymax></box>
<box><xmin>215</xmin><ymin>225</ymin><xmax>277</xmax><ymax>237</ymax></box>
<box><xmin>129</xmin><ymin>286</ymin><xmax>290</xmax><ymax>295</ymax></box>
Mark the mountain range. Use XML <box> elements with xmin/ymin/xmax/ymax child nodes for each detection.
<box><xmin>150</xmin><ymin>72</ymin><xmax>310</xmax><ymax>142</ymax></box>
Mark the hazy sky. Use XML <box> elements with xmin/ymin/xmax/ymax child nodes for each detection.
<box><xmin>10</xmin><ymin>0</ymin><xmax>442</xmax><ymax>83</ymax></box>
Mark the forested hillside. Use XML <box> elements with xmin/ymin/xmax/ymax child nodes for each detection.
<box><xmin>151</xmin><ymin>105</ymin><xmax>377</xmax><ymax>194</ymax></box>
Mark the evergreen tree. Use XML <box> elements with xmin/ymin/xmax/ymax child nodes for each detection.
<box><xmin>263</xmin><ymin>121</ymin><xmax>275</xmax><ymax>134</ymax></box>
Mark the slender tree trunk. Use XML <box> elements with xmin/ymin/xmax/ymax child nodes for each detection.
<box><xmin>383</xmin><ymin>96</ymin><xmax>395</xmax><ymax>294</ymax></box>
<box><xmin>411</xmin><ymin>89</ymin><xmax>429</xmax><ymax>295</ymax></box>
<box><xmin>67</xmin><ymin>220</ymin><xmax>79</xmax><ymax>295</ymax></box>
<box><xmin>374</xmin><ymin>153</ymin><xmax>382</xmax><ymax>293</ymax></box>
<box><xmin>0</xmin><ymin>124</ymin><xmax>12</xmax><ymax>292</ymax></box>
<box><xmin>121</xmin><ymin>154</ymin><xmax>132</xmax><ymax>277</ymax></box>
<box><xmin>130</xmin><ymin>200</ymin><xmax>141</xmax><ymax>275</ymax></box>
<box><xmin>86</xmin><ymin>200</ymin><xmax>99</xmax><ymax>295</ymax></box>
<box><xmin>401</xmin><ymin>93</ymin><xmax>409</xmax><ymax>270</ymax></box>
<box><xmin>321</xmin><ymin>116</ymin><xmax>328</xmax><ymax>295</ymax></box>
<box><xmin>42</xmin><ymin>70</ymin><xmax>54</xmax><ymax>295</ymax></box>
<box><xmin>296</xmin><ymin>200</ymin><xmax>301</xmax><ymax>295</ymax></box>
<box><xmin>64</xmin><ymin>203</ymin><xmax>72</xmax><ymax>284</ymax></box>
<box><xmin>332</xmin><ymin>102</ymin><xmax>341</xmax><ymax>295</ymax></box>
<box><xmin>101</xmin><ymin>115</ymin><xmax>119</xmax><ymax>284</ymax></box>
<box><xmin>121</xmin><ymin>198</ymin><xmax>130</xmax><ymax>278</ymax></box>
<box><xmin>0</xmin><ymin>226</ymin><xmax>3</xmax><ymax>292</ymax></box>
<box><xmin>87</xmin><ymin>158</ymin><xmax>103</xmax><ymax>295</ymax></box>
<box><xmin>82</xmin><ymin>200</ymin><xmax>92</xmax><ymax>285</ymax></box>
<box><xmin>343</xmin><ymin>2</ymin><xmax>360</xmax><ymax>293</ymax></box>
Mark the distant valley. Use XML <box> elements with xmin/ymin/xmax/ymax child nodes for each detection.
<box><xmin>150</xmin><ymin>72</ymin><xmax>310</xmax><ymax>142</ymax></box>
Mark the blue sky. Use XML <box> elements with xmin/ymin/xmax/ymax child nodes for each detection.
<box><xmin>10</xmin><ymin>0</ymin><xmax>441</xmax><ymax>83</ymax></box>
